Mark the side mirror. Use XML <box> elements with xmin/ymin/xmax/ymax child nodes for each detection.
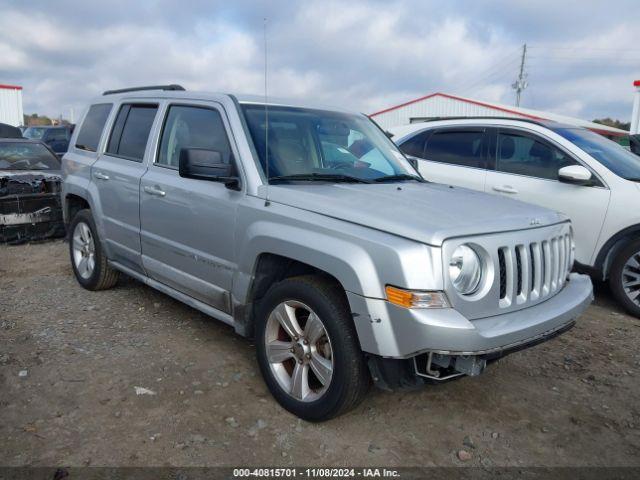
<box><xmin>179</xmin><ymin>148</ymin><xmax>240</xmax><ymax>190</ymax></box>
<box><xmin>558</xmin><ymin>165</ymin><xmax>592</xmax><ymax>185</ymax></box>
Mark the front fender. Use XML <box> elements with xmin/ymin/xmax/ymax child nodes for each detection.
<box><xmin>232</xmin><ymin>199</ymin><xmax>443</xmax><ymax>304</ymax></box>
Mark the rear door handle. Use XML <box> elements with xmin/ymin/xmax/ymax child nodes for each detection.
<box><xmin>492</xmin><ymin>185</ymin><xmax>518</xmax><ymax>194</ymax></box>
<box><xmin>93</xmin><ymin>171</ymin><xmax>109</xmax><ymax>180</ymax></box>
<box><xmin>143</xmin><ymin>186</ymin><xmax>166</xmax><ymax>197</ymax></box>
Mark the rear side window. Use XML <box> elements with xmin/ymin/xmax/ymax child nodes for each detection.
<box><xmin>424</xmin><ymin>129</ymin><xmax>486</xmax><ymax>168</ymax></box>
<box><xmin>157</xmin><ymin>105</ymin><xmax>232</xmax><ymax>168</ymax></box>
<box><xmin>399</xmin><ymin>131</ymin><xmax>430</xmax><ymax>158</ymax></box>
<box><xmin>107</xmin><ymin>104</ymin><xmax>158</xmax><ymax>162</ymax></box>
<box><xmin>75</xmin><ymin>103</ymin><xmax>112</xmax><ymax>152</ymax></box>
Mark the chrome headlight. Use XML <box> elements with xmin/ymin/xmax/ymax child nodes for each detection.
<box><xmin>449</xmin><ymin>245</ymin><xmax>482</xmax><ymax>295</ymax></box>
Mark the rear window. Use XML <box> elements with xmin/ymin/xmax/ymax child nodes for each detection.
<box><xmin>106</xmin><ymin>104</ymin><xmax>158</xmax><ymax>162</ymax></box>
<box><xmin>75</xmin><ymin>104</ymin><xmax>113</xmax><ymax>152</ymax></box>
<box><xmin>23</xmin><ymin>127</ymin><xmax>47</xmax><ymax>140</ymax></box>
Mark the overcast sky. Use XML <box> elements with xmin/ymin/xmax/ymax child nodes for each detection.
<box><xmin>1</xmin><ymin>0</ymin><xmax>639</xmax><ymax>123</ymax></box>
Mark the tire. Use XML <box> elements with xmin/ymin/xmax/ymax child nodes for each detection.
<box><xmin>255</xmin><ymin>275</ymin><xmax>370</xmax><ymax>421</ymax></box>
<box><xmin>68</xmin><ymin>209</ymin><xmax>119</xmax><ymax>291</ymax></box>
<box><xmin>609</xmin><ymin>238</ymin><xmax>640</xmax><ymax>318</ymax></box>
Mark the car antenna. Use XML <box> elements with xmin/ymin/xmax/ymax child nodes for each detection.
<box><xmin>263</xmin><ymin>17</ymin><xmax>271</xmax><ymax>207</ymax></box>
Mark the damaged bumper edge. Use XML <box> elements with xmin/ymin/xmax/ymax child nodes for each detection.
<box><xmin>1</xmin><ymin>172</ymin><xmax>66</xmax><ymax>244</ymax></box>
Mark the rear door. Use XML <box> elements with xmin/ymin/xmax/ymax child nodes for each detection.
<box><xmin>484</xmin><ymin>127</ymin><xmax>610</xmax><ymax>264</ymax></box>
<box><xmin>91</xmin><ymin>102</ymin><xmax>159</xmax><ymax>273</ymax></box>
<box><xmin>139</xmin><ymin>101</ymin><xmax>241</xmax><ymax>312</ymax></box>
<box><xmin>399</xmin><ymin>127</ymin><xmax>489</xmax><ymax>191</ymax></box>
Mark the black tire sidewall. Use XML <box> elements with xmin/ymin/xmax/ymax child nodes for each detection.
<box><xmin>68</xmin><ymin>210</ymin><xmax>106</xmax><ymax>290</ymax></box>
<box><xmin>255</xmin><ymin>277</ymin><xmax>364</xmax><ymax>421</ymax></box>
<box><xmin>609</xmin><ymin>239</ymin><xmax>640</xmax><ymax>318</ymax></box>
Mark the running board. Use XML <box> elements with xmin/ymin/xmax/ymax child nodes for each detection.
<box><xmin>108</xmin><ymin>261</ymin><xmax>235</xmax><ymax>327</ymax></box>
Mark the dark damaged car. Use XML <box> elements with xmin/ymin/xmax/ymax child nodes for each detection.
<box><xmin>0</xmin><ymin>139</ymin><xmax>65</xmax><ymax>243</ymax></box>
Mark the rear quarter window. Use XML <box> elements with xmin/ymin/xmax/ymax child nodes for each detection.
<box><xmin>75</xmin><ymin>104</ymin><xmax>113</xmax><ymax>152</ymax></box>
<box><xmin>399</xmin><ymin>131</ymin><xmax>430</xmax><ymax>158</ymax></box>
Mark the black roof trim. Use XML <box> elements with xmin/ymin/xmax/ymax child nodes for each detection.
<box><xmin>415</xmin><ymin>116</ymin><xmax>556</xmax><ymax>127</ymax></box>
<box><xmin>102</xmin><ymin>84</ymin><xmax>185</xmax><ymax>96</ymax></box>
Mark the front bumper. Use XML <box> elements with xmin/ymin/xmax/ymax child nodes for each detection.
<box><xmin>347</xmin><ymin>273</ymin><xmax>593</xmax><ymax>358</ymax></box>
<box><xmin>0</xmin><ymin>193</ymin><xmax>65</xmax><ymax>244</ymax></box>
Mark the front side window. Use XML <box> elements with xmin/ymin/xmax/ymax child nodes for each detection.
<box><xmin>157</xmin><ymin>105</ymin><xmax>232</xmax><ymax>168</ymax></box>
<box><xmin>0</xmin><ymin>141</ymin><xmax>60</xmax><ymax>170</ymax></box>
<box><xmin>496</xmin><ymin>131</ymin><xmax>578</xmax><ymax>180</ymax></box>
<box><xmin>555</xmin><ymin>128</ymin><xmax>640</xmax><ymax>181</ymax></box>
<box><xmin>75</xmin><ymin>103</ymin><xmax>112</xmax><ymax>152</ymax></box>
<box><xmin>107</xmin><ymin>104</ymin><xmax>158</xmax><ymax>161</ymax></box>
<box><xmin>241</xmin><ymin>104</ymin><xmax>417</xmax><ymax>182</ymax></box>
<box><xmin>48</xmin><ymin>128</ymin><xmax>69</xmax><ymax>142</ymax></box>
<box><xmin>424</xmin><ymin>129</ymin><xmax>486</xmax><ymax>168</ymax></box>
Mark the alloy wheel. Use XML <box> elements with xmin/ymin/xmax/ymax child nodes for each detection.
<box><xmin>622</xmin><ymin>251</ymin><xmax>640</xmax><ymax>307</ymax></box>
<box><xmin>264</xmin><ymin>300</ymin><xmax>334</xmax><ymax>402</ymax></box>
<box><xmin>72</xmin><ymin>222</ymin><xmax>96</xmax><ymax>279</ymax></box>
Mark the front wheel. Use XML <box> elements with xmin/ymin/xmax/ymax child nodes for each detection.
<box><xmin>609</xmin><ymin>239</ymin><xmax>640</xmax><ymax>318</ymax></box>
<box><xmin>255</xmin><ymin>275</ymin><xmax>370</xmax><ymax>421</ymax></box>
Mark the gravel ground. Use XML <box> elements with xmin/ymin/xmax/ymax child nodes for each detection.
<box><xmin>1</xmin><ymin>240</ymin><xmax>640</xmax><ymax>468</ymax></box>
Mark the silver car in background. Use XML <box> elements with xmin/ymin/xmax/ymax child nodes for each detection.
<box><xmin>61</xmin><ymin>85</ymin><xmax>593</xmax><ymax>420</ymax></box>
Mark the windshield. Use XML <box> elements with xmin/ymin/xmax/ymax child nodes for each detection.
<box><xmin>0</xmin><ymin>142</ymin><xmax>60</xmax><ymax>170</ymax></box>
<box><xmin>23</xmin><ymin>127</ymin><xmax>47</xmax><ymax>140</ymax></box>
<box><xmin>555</xmin><ymin>128</ymin><xmax>640</xmax><ymax>181</ymax></box>
<box><xmin>241</xmin><ymin>104</ymin><xmax>418</xmax><ymax>182</ymax></box>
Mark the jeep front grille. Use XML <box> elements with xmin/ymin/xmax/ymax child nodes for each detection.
<box><xmin>498</xmin><ymin>234</ymin><xmax>572</xmax><ymax>308</ymax></box>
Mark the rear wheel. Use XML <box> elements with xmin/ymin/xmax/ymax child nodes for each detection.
<box><xmin>255</xmin><ymin>275</ymin><xmax>370</xmax><ymax>421</ymax></box>
<box><xmin>69</xmin><ymin>209</ymin><xmax>119</xmax><ymax>291</ymax></box>
<box><xmin>609</xmin><ymin>239</ymin><xmax>640</xmax><ymax>318</ymax></box>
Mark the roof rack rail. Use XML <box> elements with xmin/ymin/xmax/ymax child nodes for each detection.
<box><xmin>102</xmin><ymin>84</ymin><xmax>185</xmax><ymax>96</ymax></box>
<box><xmin>416</xmin><ymin>116</ymin><xmax>550</xmax><ymax>126</ymax></box>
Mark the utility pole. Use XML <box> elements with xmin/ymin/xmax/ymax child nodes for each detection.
<box><xmin>512</xmin><ymin>43</ymin><xmax>528</xmax><ymax>107</ymax></box>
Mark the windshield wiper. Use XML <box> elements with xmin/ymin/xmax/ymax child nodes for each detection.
<box><xmin>373</xmin><ymin>174</ymin><xmax>425</xmax><ymax>183</ymax></box>
<box><xmin>269</xmin><ymin>173</ymin><xmax>373</xmax><ymax>184</ymax></box>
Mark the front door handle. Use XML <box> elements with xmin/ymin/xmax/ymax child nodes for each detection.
<box><xmin>492</xmin><ymin>185</ymin><xmax>518</xmax><ymax>194</ymax></box>
<box><xmin>143</xmin><ymin>186</ymin><xmax>166</xmax><ymax>197</ymax></box>
<box><xmin>93</xmin><ymin>171</ymin><xmax>109</xmax><ymax>180</ymax></box>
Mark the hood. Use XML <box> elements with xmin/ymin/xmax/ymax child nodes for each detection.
<box><xmin>265</xmin><ymin>182</ymin><xmax>567</xmax><ymax>246</ymax></box>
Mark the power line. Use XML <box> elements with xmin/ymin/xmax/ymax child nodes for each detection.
<box><xmin>449</xmin><ymin>49</ymin><xmax>522</xmax><ymax>95</ymax></box>
<box><xmin>529</xmin><ymin>45</ymin><xmax>640</xmax><ymax>53</ymax></box>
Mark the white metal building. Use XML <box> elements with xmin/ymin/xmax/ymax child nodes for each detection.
<box><xmin>0</xmin><ymin>84</ymin><xmax>24</xmax><ymax>127</ymax></box>
<box><xmin>370</xmin><ymin>92</ymin><xmax>627</xmax><ymax>139</ymax></box>
<box><xmin>631</xmin><ymin>80</ymin><xmax>640</xmax><ymax>135</ymax></box>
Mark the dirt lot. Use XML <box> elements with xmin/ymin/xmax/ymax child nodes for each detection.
<box><xmin>1</xmin><ymin>240</ymin><xmax>639</xmax><ymax>468</ymax></box>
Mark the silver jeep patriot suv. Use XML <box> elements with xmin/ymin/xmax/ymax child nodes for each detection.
<box><xmin>62</xmin><ymin>85</ymin><xmax>593</xmax><ymax>420</ymax></box>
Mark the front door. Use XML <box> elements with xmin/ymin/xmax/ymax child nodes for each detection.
<box><xmin>484</xmin><ymin>128</ymin><xmax>611</xmax><ymax>265</ymax></box>
<box><xmin>91</xmin><ymin>102</ymin><xmax>159</xmax><ymax>273</ymax></box>
<box><xmin>139</xmin><ymin>102</ymin><xmax>241</xmax><ymax>312</ymax></box>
